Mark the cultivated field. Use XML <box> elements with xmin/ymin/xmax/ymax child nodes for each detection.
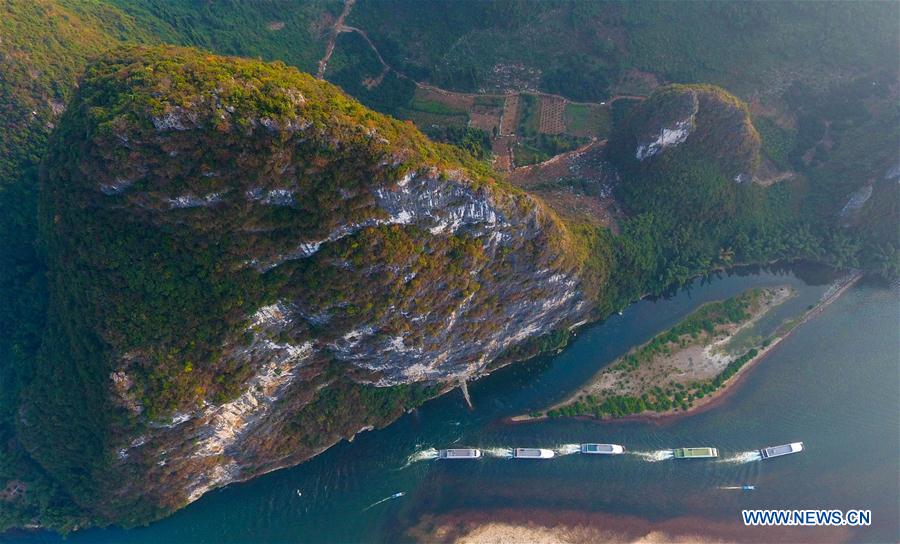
<box><xmin>564</xmin><ymin>103</ymin><xmax>610</xmax><ymax>138</ymax></box>
<box><xmin>500</xmin><ymin>94</ymin><xmax>520</xmax><ymax>136</ymax></box>
<box><xmin>392</xmin><ymin>84</ymin><xmax>623</xmax><ymax>171</ymax></box>
<box><xmin>507</xmin><ymin>141</ymin><xmax>621</xmax><ymax>229</ymax></box>
<box><xmin>538</xmin><ymin>96</ymin><xmax>566</xmax><ymax>134</ymax></box>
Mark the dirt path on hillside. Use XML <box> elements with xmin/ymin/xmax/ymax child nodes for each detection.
<box><xmin>339</xmin><ymin>24</ymin><xmax>400</xmax><ymax>88</ymax></box>
<box><xmin>319</xmin><ymin>10</ymin><xmax>645</xmax><ymax>116</ymax></box>
<box><xmin>316</xmin><ymin>0</ymin><xmax>356</xmax><ymax>79</ymax></box>
<box><xmin>316</xmin><ymin>0</ymin><xmax>404</xmax><ymax>88</ymax></box>
<box><xmin>316</xmin><ymin>8</ymin><xmax>647</xmax><ymax>186</ymax></box>
<box><xmin>509</xmin><ymin>139</ymin><xmax>604</xmax><ymax>175</ymax></box>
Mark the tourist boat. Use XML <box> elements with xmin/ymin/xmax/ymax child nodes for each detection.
<box><xmin>580</xmin><ymin>443</ymin><xmax>625</xmax><ymax>455</ymax></box>
<box><xmin>759</xmin><ymin>442</ymin><xmax>803</xmax><ymax>459</ymax></box>
<box><xmin>513</xmin><ymin>448</ymin><xmax>555</xmax><ymax>459</ymax></box>
<box><xmin>673</xmin><ymin>447</ymin><xmax>719</xmax><ymax>459</ymax></box>
<box><xmin>437</xmin><ymin>448</ymin><xmax>482</xmax><ymax>459</ymax></box>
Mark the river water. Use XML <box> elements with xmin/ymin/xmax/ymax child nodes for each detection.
<box><xmin>7</xmin><ymin>265</ymin><xmax>899</xmax><ymax>543</ymax></box>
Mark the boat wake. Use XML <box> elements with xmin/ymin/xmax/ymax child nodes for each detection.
<box><xmin>362</xmin><ymin>491</ymin><xmax>405</xmax><ymax>511</ymax></box>
<box><xmin>555</xmin><ymin>444</ymin><xmax>582</xmax><ymax>456</ymax></box>
<box><xmin>631</xmin><ymin>449</ymin><xmax>674</xmax><ymax>462</ymax></box>
<box><xmin>483</xmin><ymin>447</ymin><xmax>513</xmax><ymax>458</ymax></box>
<box><xmin>717</xmin><ymin>451</ymin><xmax>762</xmax><ymax>464</ymax></box>
<box><xmin>719</xmin><ymin>485</ymin><xmax>756</xmax><ymax>491</ymax></box>
<box><xmin>398</xmin><ymin>447</ymin><xmax>438</xmax><ymax>469</ymax></box>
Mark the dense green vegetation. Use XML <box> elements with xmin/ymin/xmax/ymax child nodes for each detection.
<box><xmin>545</xmin><ymin>289</ymin><xmax>766</xmax><ymax>418</ymax></box>
<box><xmin>510</xmin><ymin>94</ymin><xmax>589</xmax><ymax>166</ymax></box>
<box><xmin>324</xmin><ymin>31</ymin><xmax>416</xmax><ymax>114</ymax></box>
<box><xmin>753</xmin><ymin>116</ymin><xmax>795</xmax><ymax>170</ymax></box>
<box><xmin>421</xmin><ymin>126</ymin><xmax>492</xmax><ymax>161</ymax></box>
<box><xmin>284</xmin><ymin>376</ymin><xmax>441</xmax><ymax>451</ymax></box>
<box><xmin>0</xmin><ymin>1</ymin><xmax>157</xmax><ymax>531</ymax></box>
<box><xmin>782</xmin><ymin>75</ymin><xmax>900</xmax><ymax>276</ymax></box>
<box><xmin>9</xmin><ymin>44</ymin><xmax>579</xmax><ymax>531</ymax></box>
<box><xmin>0</xmin><ymin>0</ymin><xmax>897</xmax><ymax>534</ymax></box>
<box><xmin>107</xmin><ymin>0</ymin><xmax>337</xmax><ymax>73</ymax></box>
<box><xmin>594</xmin><ymin>83</ymin><xmax>897</xmax><ymax>317</ymax></box>
<box><xmin>351</xmin><ymin>1</ymin><xmax>898</xmax><ymax>100</ymax></box>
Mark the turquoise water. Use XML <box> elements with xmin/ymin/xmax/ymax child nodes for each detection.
<box><xmin>6</xmin><ymin>266</ymin><xmax>899</xmax><ymax>543</ymax></box>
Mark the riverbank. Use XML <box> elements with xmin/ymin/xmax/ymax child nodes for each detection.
<box><xmin>512</xmin><ymin>271</ymin><xmax>863</xmax><ymax>423</ymax></box>
<box><xmin>405</xmin><ymin>507</ymin><xmax>852</xmax><ymax>544</ymax></box>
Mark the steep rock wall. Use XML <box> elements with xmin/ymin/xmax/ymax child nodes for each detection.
<box><xmin>21</xmin><ymin>46</ymin><xmax>591</xmax><ymax>523</ymax></box>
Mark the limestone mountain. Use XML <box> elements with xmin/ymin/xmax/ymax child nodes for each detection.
<box><xmin>606</xmin><ymin>84</ymin><xmax>770</xmax><ymax>233</ymax></box>
<box><xmin>1</xmin><ymin>2</ymin><xmax>896</xmax><ymax>534</ymax></box>
<box><xmin>612</xmin><ymin>84</ymin><xmax>761</xmax><ymax>182</ymax></box>
<box><xmin>20</xmin><ymin>46</ymin><xmax>591</xmax><ymax>525</ymax></box>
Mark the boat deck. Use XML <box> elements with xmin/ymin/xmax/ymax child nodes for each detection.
<box><xmin>761</xmin><ymin>442</ymin><xmax>803</xmax><ymax>458</ymax></box>
<box><xmin>581</xmin><ymin>443</ymin><xmax>624</xmax><ymax>454</ymax></box>
<box><xmin>674</xmin><ymin>447</ymin><xmax>718</xmax><ymax>458</ymax></box>
<box><xmin>514</xmin><ymin>448</ymin><xmax>554</xmax><ymax>459</ymax></box>
<box><xmin>439</xmin><ymin>448</ymin><xmax>481</xmax><ymax>459</ymax></box>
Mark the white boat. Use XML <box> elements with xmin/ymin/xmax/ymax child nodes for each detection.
<box><xmin>438</xmin><ymin>448</ymin><xmax>482</xmax><ymax>459</ymax></box>
<box><xmin>580</xmin><ymin>443</ymin><xmax>625</xmax><ymax>455</ymax></box>
<box><xmin>513</xmin><ymin>448</ymin><xmax>555</xmax><ymax>459</ymax></box>
<box><xmin>760</xmin><ymin>442</ymin><xmax>803</xmax><ymax>459</ymax></box>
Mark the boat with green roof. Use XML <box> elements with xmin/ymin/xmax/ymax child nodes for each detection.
<box><xmin>673</xmin><ymin>447</ymin><xmax>718</xmax><ymax>459</ymax></box>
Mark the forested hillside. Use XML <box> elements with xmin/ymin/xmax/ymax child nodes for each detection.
<box><xmin>350</xmin><ymin>0</ymin><xmax>898</xmax><ymax>100</ymax></box>
<box><xmin>0</xmin><ymin>0</ymin><xmax>896</xmax><ymax>533</ymax></box>
<box><xmin>15</xmin><ymin>44</ymin><xmax>591</xmax><ymax>529</ymax></box>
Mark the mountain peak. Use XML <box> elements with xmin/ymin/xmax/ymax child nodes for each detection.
<box><xmin>620</xmin><ymin>84</ymin><xmax>761</xmax><ymax>179</ymax></box>
<box><xmin>23</xmin><ymin>46</ymin><xmax>590</xmax><ymax>523</ymax></box>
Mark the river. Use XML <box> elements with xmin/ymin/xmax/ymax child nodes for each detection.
<box><xmin>6</xmin><ymin>265</ymin><xmax>898</xmax><ymax>543</ymax></box>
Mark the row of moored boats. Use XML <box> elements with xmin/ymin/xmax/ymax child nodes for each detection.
<box><xmin>438</xmin><ymin>442</ymin><xmax>803</xmax><ymax>460</ymax></box>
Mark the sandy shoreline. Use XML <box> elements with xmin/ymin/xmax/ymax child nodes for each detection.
<box><xmin>510</xmin><ymin>271</ymin><xmax>863</xmax><ymax>424</ymax></box>
<box><xmin>407</xmin><ymin>507</ymin><xmax>853</xmax><ymax>544</ymax></box>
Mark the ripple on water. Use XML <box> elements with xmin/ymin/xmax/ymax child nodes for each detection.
<box><xmin>716</xmin><ymin>451</ymin><xmax>762</xmax><ymax>464</ymax></box>
<box><xmin>555</xmin><ymin>444</ymin><xmax>582</xmax><ymax>456</ymax></box>
<box><xmin>483</xmin><ymin>447</ymin><xmax>514</xmax><ymax>458</ymax></box>
<box><xmin>630</xmin><ymin>449</ymin><xmax>674</xmax><ymax>462</ymax></box>
<box><xmin>400</xmin><ymin>447</ymin><xmax>438</xmax><ymax>468</ymax></box>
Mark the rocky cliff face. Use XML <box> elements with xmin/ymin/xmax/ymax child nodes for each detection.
<box><xmin>634</xmin><ymin>88</ymin><xmax>698</xmax><ymax>161</ymax></box>
<box><xmin>20</xmin><ymin>46</ymin><xmax>591</xmax><ymax>524</ymax></box>
<box><xmin>111</xmin><ymin>162</ymin><xmax>586</xmax><ymax>509</ymax></box>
